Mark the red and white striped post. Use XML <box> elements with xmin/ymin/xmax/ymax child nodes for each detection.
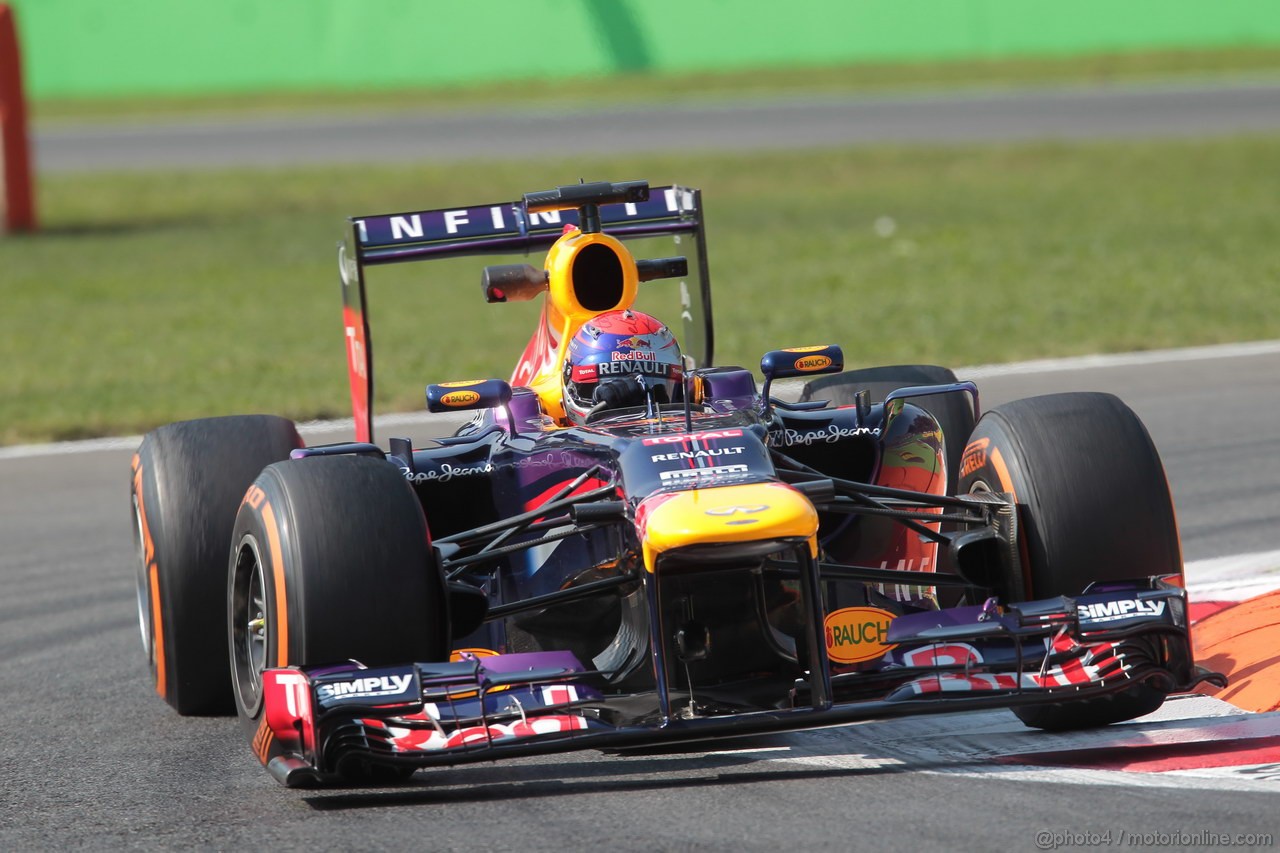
<box><xmin>0</xmin><ymin>2</ymin><xmax>37</xmax><ymax>233</ymax></box>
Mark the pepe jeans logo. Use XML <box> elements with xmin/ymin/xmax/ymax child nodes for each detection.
<box><xmin>403</xmin><ymin>462</ymin><xmax>494</xmax><ymax>484</ymax></box>
<box><xmin>774</xmin><ymin>424</ymin><xmax>880</xmax><ymax>446</ymax></box>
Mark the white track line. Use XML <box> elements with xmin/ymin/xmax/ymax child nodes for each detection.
<box><xmin>4</xmin><ymin>338</ymin><xmax>1278</xmax><ymax>461</ymax></box>
<box><xmin>957</xmin><ymin>339</ymin><xmax>1280</xmax><ymax>379</ymax></box>
<box><xmin>1185</xmin><ymin>550</ymin><xmax>1280</xmax><ymax>601</ymax></box>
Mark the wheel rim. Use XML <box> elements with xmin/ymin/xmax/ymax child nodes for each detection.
<box><xmin>231</xmin><ymin>535</ymin><xmax>269</xmax><ymax>715</ymax></box>
<box><xmin>130</xmin><ymin>493</ymin><xmax>153</xmax><ymax>661</ymax></box>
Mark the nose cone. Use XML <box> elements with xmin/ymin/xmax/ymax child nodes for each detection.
<box><xmin>636</xmin><ymin>482</ymin><xmax>819</xmax><ymax>572</ymax></box>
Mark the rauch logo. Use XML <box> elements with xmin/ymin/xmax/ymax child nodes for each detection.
<box><xmin>441</xmin><ymin>390</ymin><xmax>482</xmax><ymax>407</ymax></box>
<box><xmin>824</xmin><ymin>606</ymin><xmax>897</xmax><ymax>664</ymax></box>
<box><xmin>794</xmin><ymin>356</ymin><xmax>833</xmax><ymax>372</ymax></box>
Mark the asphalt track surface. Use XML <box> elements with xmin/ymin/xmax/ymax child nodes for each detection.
<box><xmin>3</xmin><ymin>347</ymin><xmax>1280</xmax><ymax>850</ymax></box>
<box><xmin>12</xmin><ymin>82</ymin><xmax>1280</xmax><ymax>848</ymax></box>
<box><xmin>35</xmin><ymin>81</ymin><xmax>1280</xmax><ymax>173</ymax></box>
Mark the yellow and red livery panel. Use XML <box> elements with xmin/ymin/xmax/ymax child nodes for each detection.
<box><xmin>635</xmin><ymin>482</ymin><xmax>818</xmax><ymax>572</ymax></box>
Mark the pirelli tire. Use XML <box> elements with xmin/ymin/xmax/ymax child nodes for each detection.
<box><xmin>130</xmin><ymin>414</ymin><xmax>302</xmax><ymax>715</ymax></box>
<box><xmin>799</xmin><ymin>364</ymin><xmax>974</xmax><ymax>495</ymax></box>
<box><xmin>957</xmin><ymin>392</ymin><xmax>1182</xmax><ymax>731</ymax></box>
<box><xmin>228</xmin><ymin>455</ymin><xmax>449</xmax><ymax>777</ymax></box>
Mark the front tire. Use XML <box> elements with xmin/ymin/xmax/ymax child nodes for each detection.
<box><xmin>130</xmin><ymin>415</ymin><xmax>301</xmax><ymax>715</ymax></box>
<box><xmin>228</xmin><ymin>455</ymin><xmax>449</xmax><ymax>724</ymax></box>
<box><xmin>958</xmin><ymin>392</ymin><xmax>1181</xmax><ymax>730</ymax></box>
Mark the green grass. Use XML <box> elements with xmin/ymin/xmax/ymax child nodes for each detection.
<box><xmin>32</xmin><ymin>46</ymin><xmax>1280</xmax><ymax>124</ymax></box>
<box><xmin>4</xmin><ymin>136</ymin><xmax>1280</xmax><ymax>444</ymax></box>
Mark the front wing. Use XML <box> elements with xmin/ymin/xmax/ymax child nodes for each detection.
<box><xmin>252</xmin><ymin>584</ymin><xmax>1222</xmax><ymax>787</ymax></box>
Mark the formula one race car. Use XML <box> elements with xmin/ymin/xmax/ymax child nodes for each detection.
<box><xmin>130</xmin><ymin>180</ymin><xmax>1224</xmax><ymax>787</ymax></box>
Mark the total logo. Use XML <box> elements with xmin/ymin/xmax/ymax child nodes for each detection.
<box><xmin>1077</xmin><ymin>599</ymin><xmax>1166</xmax><ymax>623</ymax></box>
<box><xmin>316</xmin><ymin>674</ymin><xmax>414</xmax><ymax>701</ymax></box>
<box><xmin>824</xmin><ymin>606</ymin><xmax>898</xmax><ymax>664</ymax></box>
<box><xmin>642</xmin><ymin>429</ymin><xmax>744</xmax><ymax>446</ymax></box>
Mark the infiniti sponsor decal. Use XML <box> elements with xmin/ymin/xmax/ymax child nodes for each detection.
<box><xmin>1077</xmin><ymin>599</ymin><xmax>1166</xmax><ymax>623</ymax></box>
<box><xmin>773</xmin><ymin>424</ymin><xmax>880</xmax><ymax>446</ymax></box>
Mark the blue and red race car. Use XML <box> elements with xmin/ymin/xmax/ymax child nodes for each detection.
<box><xmin>130</xmin><ymin>180</ymin><xmax>1222</xmax><ymax>786</ymax></box>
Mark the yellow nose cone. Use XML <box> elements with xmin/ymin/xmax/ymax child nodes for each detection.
<box><xmin>638</xmin><ymin>482</ymin><xmax>819</xmax><ymax>572</ymax></box>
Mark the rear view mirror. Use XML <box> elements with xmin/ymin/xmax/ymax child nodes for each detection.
<box><xmin>760</xmin><ymin>345</ymin><xmax>844</xmax><ymax>406</ymax></box>
<box><xmin>760</xmin><ymin>345</ymin><xmax>844</xmax><ymax>381</ymax></box>
<box><xmin>426</xmin><ymin>379</ymin><xmax>514</xmax><ymax>413</ymax></box>
<box><xmin>482</xmin><ymin>264</ymin><xmax>548</xmax><ymax>303</ymax></box>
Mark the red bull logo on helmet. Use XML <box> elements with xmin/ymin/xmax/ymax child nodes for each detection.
<box><xmin>611</xmin><ymin>350</ymin><xmax>657</xmax><ymax>362</ymax></box>
<box><xmin>614</xmin><ymin>336</ymin><xmax>652</xmax><ymax>350</ymax></box>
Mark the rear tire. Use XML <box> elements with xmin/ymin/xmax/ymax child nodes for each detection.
<box><xmin>800</xmin><ymin>364</ymin><xmax>974</xmax><ymax>494</ymax></box>
<box><xmin>130</xmin><ymin>415</ymin><xmax>301</xmax><ymax>715</ymax></box>
<box><xmin>958</xmin><ymin>392</ymin><xmax>1181</xmax><ymax>730</ymax></box>
<box><xmin>228</xmin><ymin>455</ymin><xmax>449</xmax><ymax>747</ymax></box>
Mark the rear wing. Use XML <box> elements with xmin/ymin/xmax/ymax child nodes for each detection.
<box><xmin>337</xmin><ymin>184</ymin><xmax>713</xmax><ymax>443</ymax></box>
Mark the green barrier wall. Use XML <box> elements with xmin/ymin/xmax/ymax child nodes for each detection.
<box><xmin>11</xmin><ymin>0</ymin><xmax>1280</xmax><ymax>99</ymax></box>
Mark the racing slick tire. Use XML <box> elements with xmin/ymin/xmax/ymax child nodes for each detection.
<box><xmin>799</xmin><ymin>364</ymin><xmax>974</xmax><ymax>494</ymax></box>
<box><xmin>957</xmin><ymin>392</ymin><xmax>1181</xmax><ymax>731</ymax></box>
<box><xmin>228</xmin><ymin>455</ymin><xmax>449</xmax><ymax>779</ymax></box>
<box><xmin>130</xmin><ymin>414</ymin><xmax>302</xmax><ymax>715</ymax></box>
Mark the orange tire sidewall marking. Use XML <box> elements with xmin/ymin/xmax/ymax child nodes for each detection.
<box><xmin>251</xmin><ymin>717</ymin><xmax>274</xmax><ymax>764</ymax></box>
<box><xmin>989</xmin><ymin>446</ymin><xmax>1017</xmax><ymax>502</ymax></box>
<box><xmin>260</xmin><ymin>501</ymin><xmax>289</xmax><ymax>666</ymax></box>
<box><xmin>132</xmin><ymin>455</ymin><xmax>166</xmax><ymax>698</ymax></box>
<box><xmin>148</xmin><ymin>564</ymin><xmax>165</xmax><ymax>698</ymax></box>
<box><xmin>988</xmin><ymin>444</ymin><xmax>1036</xmax><ymax>597</ymax></box>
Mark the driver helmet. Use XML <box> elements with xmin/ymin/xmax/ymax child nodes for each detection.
<box><xmin>562</xmin><ymin>309</ymin><xmax>683</xmax><ymax>424</ymax></box>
